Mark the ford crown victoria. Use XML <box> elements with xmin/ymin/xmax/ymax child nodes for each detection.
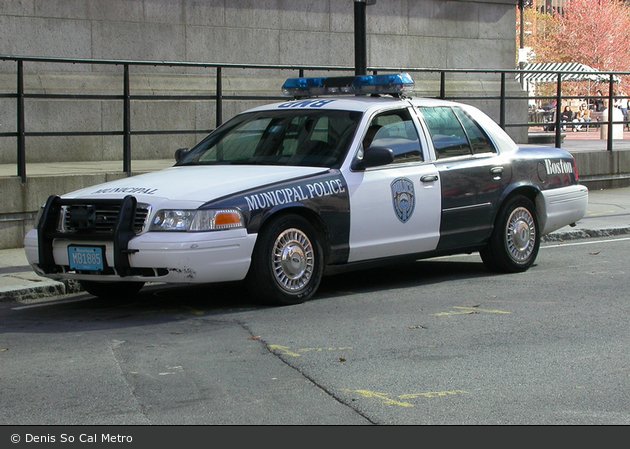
<box><xmin>24</xmin><ymin>74</ymin><xmax>588</xmax><ymax>305</ymax></box>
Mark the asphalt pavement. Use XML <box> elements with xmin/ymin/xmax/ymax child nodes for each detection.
<box><xmin>1</xmin><ymin>184</ymin><xmax>629</xmax><ymax>304</ymax></box>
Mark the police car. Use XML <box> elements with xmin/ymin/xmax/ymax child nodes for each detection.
<box><xmin>24</xmin><ymin>73</ymin><xmax>588</xmax><ymax>305</ymax></box>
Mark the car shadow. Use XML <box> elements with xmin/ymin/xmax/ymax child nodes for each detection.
<box><xmin>3</xmin><ymin>256</ymin><xmax>520</xmax><ymax>334</ymax></box>
<box><xmin>317</xmin><ymin>257</ymin><xmax>498</xmax><ymax>299</ymax></box>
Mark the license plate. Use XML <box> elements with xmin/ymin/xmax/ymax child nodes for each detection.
<box><xmin>68</xmin><ymin>246</ymin><xmax>104</xmax><ymax>272</ymax></box>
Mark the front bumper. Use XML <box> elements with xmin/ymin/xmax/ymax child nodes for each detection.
<box><xmin>24</xmin><ymin>228</ymin><xmax>257</xmax><ymax>284</ymax></box>
<box><xmin>24</xmin><ymin>195</ymin><xmax>256</xmax><ymax>284</ymax></box>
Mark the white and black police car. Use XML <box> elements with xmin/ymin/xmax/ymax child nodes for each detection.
<box><xmin>24</xmin><ymin>73</ymin><xmax>588</xmax><ymax>305</ymax></box>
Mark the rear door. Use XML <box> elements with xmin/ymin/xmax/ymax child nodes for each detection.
<box><xmin>415</xmin><ymin>105</ymin><xmax>512</xmax><ymax>250</ymax></box>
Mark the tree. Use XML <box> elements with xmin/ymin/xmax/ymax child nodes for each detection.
<box><xmin>547</xmin><ymin>0</ymin><xmax>630</xmax><ymax>74</ymax></box>
<box><xmin>520</xmin><ymin>0</ymin><xmax>630</xmax><ymax>94</ymax></box>
<box><xmin>517</xmin><ymin>5</ymin><xmax>558</xmax><ymax>64</ymax></box>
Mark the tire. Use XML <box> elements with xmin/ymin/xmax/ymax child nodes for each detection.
<box><xmin>80</xmin><ymin>280</ymin><xmax>145</xmax><ymax>299</ymax></box>
<box><xmin>480</xmin><ymin>195</ymin><xmax>540</xmax><ymax>273</ymax></box>
<box><xmin>246</xmin><ymin>214</ymin><xmax>324</xmax><ymax>306</ymax></box>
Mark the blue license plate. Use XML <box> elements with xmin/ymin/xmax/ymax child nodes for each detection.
<box><xmin>68</xmin><ymin>246</ymin><xmax>104</xmax><ymax>271</ymax></box>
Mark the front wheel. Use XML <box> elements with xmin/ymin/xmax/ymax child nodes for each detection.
<box><xmin>80</xmin><ymin>280</ymin><xmax>145</xmax><ymax>299</ymax></box>
<box><xmin>480</xmin><ymin>195</ymin><xmax>540</xmax><ymax>273</ymax></box>
<box><xmin>246</xmin><ymin>214</ymin><xmax>324</xmax><ymax>306</ymax></box>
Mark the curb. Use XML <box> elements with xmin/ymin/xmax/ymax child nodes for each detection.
<box><xmin>541</xmin><ymin>226</ymin><xmax>630</xmax><ymax>242</ymax></box>
<box><xmin>0</xmin><ymin>279</ymin><xmax>83</xmax><ymax>304</ymax></box>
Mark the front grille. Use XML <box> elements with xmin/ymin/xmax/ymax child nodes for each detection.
<box><xmin>62</xmin><ymin>203</ymin><xmax>150</xmax><ymax>234</ymax></box>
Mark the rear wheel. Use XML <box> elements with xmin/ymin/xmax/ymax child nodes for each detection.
<box><xmin>480</xmin><ymin>195</ymin><xmax>540</xmax><ymax>273</ymax></box>
<box><xmin>80</xmin><ymin>280</ymin><xmax>145</xmax><ymax>299</ymax></box>
<box><xmin>246</xmin><ymin>214</ymin><xmax>324</xmax><ymax>306</ymax></box>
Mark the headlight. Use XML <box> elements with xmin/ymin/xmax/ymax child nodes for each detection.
<box><xmin>150</xmin><ymin>209</ymin><xmax>244</xmax><ymax>232</ymax></box>
<box><xmin>35</xmin><ymin>204</ymin><xmax>62</xmax><ymax>230</ymax></box>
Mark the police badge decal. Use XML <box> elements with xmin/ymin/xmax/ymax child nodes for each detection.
<box><xmin>390</xmin><ymin>177</ymin><xmax>415</xmax><ymax>223</ymax></box>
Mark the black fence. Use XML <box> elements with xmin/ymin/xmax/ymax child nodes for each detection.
<box><xmin>1</xmin><ymin>55</ymin><xmax>629</xmax><ymax>183</ymax></box>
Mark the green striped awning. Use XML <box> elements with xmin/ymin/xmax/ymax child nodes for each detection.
<box><xmin>517</xmin><ymin>63</ymin><xmax>620</xmax><ymax>83</ymax></box>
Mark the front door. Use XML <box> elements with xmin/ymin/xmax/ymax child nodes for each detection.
<box><xmin>346</xmin><ymin>164</ymin><xmax>442</xmax><ymax>262</ymax></box>
<box><xmin>344</xmin><ymin>107</ymin><xmax>441</xmax><ymax>263</ymax></box>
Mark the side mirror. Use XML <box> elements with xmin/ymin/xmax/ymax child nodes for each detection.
<box><xmin>352</xmin><ymin>146</ymin><xmax>394</xmax><ymax>170</ymax></box>
<box><xmin>174</xmin><ymin>148</ymin><xmax>189</xmax><ymax>162</ymax></box>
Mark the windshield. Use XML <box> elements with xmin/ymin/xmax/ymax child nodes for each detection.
<box><xmin>176</xmin><ymin>109</ymin><xmax>361</xmax><ymax>168</ymax></box>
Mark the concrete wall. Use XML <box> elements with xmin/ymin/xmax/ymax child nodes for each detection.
<box><xmin>573</xmin><ymin>151</ymin><xmax>630</xmax><ymax>190</ymax></box>
<box><xmin>0</xmin><ymin>1</ymin><xmax>518</xmax><ymax>67</ymax></box>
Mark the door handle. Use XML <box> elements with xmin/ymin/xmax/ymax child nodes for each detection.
<box><xmin>490</xmin><ymin>166</ymin><xmax>504</xmax><ymax>179</ymax></box>
<box><xmin>421</xmin><ymin>174</ymin><xmax>439</xmax><ymax>183</ymax></box>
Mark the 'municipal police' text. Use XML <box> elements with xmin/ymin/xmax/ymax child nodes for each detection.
<box><xmin>244</xmin><ymin>179</ymin><xmax>345</xmax><ymax>211</ymax></box>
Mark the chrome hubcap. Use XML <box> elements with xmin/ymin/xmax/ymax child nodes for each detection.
<box><xmin>272</xmin><ymin>228</ymin><xmax>314</xmax><ymax>292</ymax></box>
<box><xmin>506</xmin><ymin>207</ymin><xmax>536</xmax><ymax>263</ymax></box>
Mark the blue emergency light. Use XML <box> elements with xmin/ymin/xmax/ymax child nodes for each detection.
<box><xmin>282</xmin><ymin>73</ymin><xmax>414</xmax><ymax>98</ymax></box>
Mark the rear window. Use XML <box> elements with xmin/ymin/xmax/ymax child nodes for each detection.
<box><xmin>418</xmin><ymin>106</ymin><xmax>470</xmax><ymax>158</ymax></box>
<box><xmin>418</xmin><ymin>106</ymin><xmax>497</xmax><ymax>158</ymax></box>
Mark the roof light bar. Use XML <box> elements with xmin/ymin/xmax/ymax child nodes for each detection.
<box><xmin>282</xmin><ymin>73</ymin><xmax>414</xmax><ymax>98</ymax></box>
<box><xmin>353</xmin><ymin>73</ymin><xmax>415</xmax><ymax>95</ymax></box>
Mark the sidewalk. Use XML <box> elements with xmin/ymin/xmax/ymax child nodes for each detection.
<box><xmin>527</xmin><ymin>125</ymin><xmax>630</xmax><ymax>153</ymax></box>
<box><xmin>1</xmin><ymin>185</ymin><xmax>629</xmax><ymax>304</ymax></box>
<box><xmin>0</xmin><ymin>159</ymin><xmax>173</xmax><ymax>178</ymax></box>
<box><xmin>528</xmin><ymin>125</ymin><xmax>630</xmax><ymax>151</ymax></box>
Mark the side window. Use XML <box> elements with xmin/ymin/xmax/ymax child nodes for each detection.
<box><xmin>453</xmin><ymin>108</ymin><xmax>497</xmax><ymax>155</ymax></box>
<box><xmin>362</xmin><ymin>109</ymin><xmax>423</xmax><ymax>163</ymax></box>
<box><xmin>418</xmin><ymin>106</ymin><xmax>471</xmax><ymax>159</ymax></box>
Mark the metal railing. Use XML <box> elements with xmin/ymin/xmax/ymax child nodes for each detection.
<box><xmin>514</xmin><ymin>69</ymin><xmax>629</xmax><ymax>152</ymax></box>
<box><xmin>1</xmin><ymin>56</ymin><xmax>343</xmax><ymax>182</ymax></box>
<box><xmin>1</xmin><ymin>55</ymin><xmax>629</xmax><ymax>182</ymax></box>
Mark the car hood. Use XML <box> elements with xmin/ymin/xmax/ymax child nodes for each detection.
<box><xmin>63</xmin><ymin>165</ymin><xmax>330</xmax><ymax>205</ymax></box>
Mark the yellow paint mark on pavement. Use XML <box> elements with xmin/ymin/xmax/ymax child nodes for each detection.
<box><xmin>398</xmin><ymin>390</ymin><xmax>469</xmax><ymax>400</ymax></box>
<box><xmin>342</xmin><ymin>389</ymin><xmax>469</xmax><ymax>407</ymax></box>
<box><xmin>269</xmin><ymin>345</ymin><xmax>302</xmax><ymax>357</ymax></box>
<box><xmin>269</xmin><ymin>345</ymin><xmax>353</xmax><ymax>357</ymax></box>
<box><xmin>587</xmin><ymin>210</ymin><xmax>617</xmax><ymax>217</ymax></box>
<box><xmin>342</xmin><ymin>389</ymin><xmax>413</xmax><ymax>408</ymax></box>
<box><xmin>184</xmin><ymin>306</ymin><xmax>205</xmax><ymax>315</ymax></box>
<box><xmin>432</xmin><ymin>306</ymin><xmax>510</xmax><ymax>316</ymax></box>
<box><xmin>453</xmin><ymin>306</ymin><xmax>510</xmax><ymax>314</ymax></box>
<box><xmin>297</xmin><ymin>347</ymin><xmax>353</xmax><ymax>353</ymax></box>
<box><xmin>432</xmin><ymin>310</ymin><xmax>478</xmax><ymax>317</ymax></box>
